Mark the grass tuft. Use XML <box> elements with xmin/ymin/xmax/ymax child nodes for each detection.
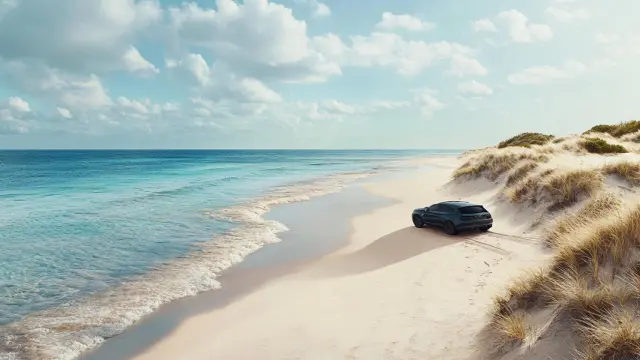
<box><xmin>584</xmin><ymin>120</ymin><xmax>640</xmax><ymax>138</ymax></box>
<box><xmin>602</xmin><ymin>161</ymin><xmax>640</xmax><ymax>186</ymax></box>
<box><xmin>546</xmin><ymin>193</ymin><xmax>621</xmax><ymax>248</ymax></box>
<box><xmin>579</xmin><ymin>310</ymin><xmax>640</xmax><ymax>360</ymax></box>
<box><xmin>497</xmin><ymin>133</ymin><xmax>555</xmax><ymax>149</ymax></box>
<box><xmin>506</xmin><ymin>161</ymin><xmax>539</xmax><ymax>186</ymax></box>
<box><xmin>543</xmin><ymin>170</ymin><xmax>604</xmax><ymax>209</ymax></box>
<box><xmin>580</xmin><ymin>138</ymin><xmax>628</xmax><ymax>154</ymax></box>
<box><xmin>545</xmin><ymin>271</ymin><xmax>627</xmax><ymax>319</ymax></box>
<box><xmin>453</xmin><ymin>152</ymin><xmax>548</xmax><ymax>181</ymax></box>
<box><xmin>491</xmin><ymin>313</ymin><xmax>528</xmax><ymax>346</ymax></box>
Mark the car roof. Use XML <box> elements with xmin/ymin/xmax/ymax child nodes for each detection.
<box><xmin>436</xmin><ymin>200</ymin><xmax>481</xmax><ymax>208</ymax></box>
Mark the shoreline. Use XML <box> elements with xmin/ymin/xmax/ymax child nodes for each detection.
<box><xmin>1</xmin><ymin>153</ymin><xmax>447</xmax><ymax>360</ymax></box>
<box><xmin>127</xmin><ymin>156</ymin><xmax>547</xmax><ymax>360</ymax></box>
<box><xmin>81</xmin><ymin>180</ymin><xmax>400</xmax><ymax>360</ymax></box>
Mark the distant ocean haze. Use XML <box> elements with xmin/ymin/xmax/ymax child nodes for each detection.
<box><xmin>0</xmin><ymin>149</ymin><xmax>459</xmax><ymax>360</ymax></box>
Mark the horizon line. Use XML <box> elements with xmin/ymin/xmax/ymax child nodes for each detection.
<box><xmin>0</xmin><ymin>148</ymin><xmax>470</xmax><ymax>151</ymax></box>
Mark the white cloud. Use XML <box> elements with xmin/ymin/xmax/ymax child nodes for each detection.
<box><xmin>122</xmin><ymin>47</ymin><xmax>160</xmax><ymax>76</ymax></box>
<box><xmin>321</xmin><ymin>99</ymin><xmax>357</xmax><ymax>115</ymax></box>
<box><xmin>335</xmin><ymin>32</ymin><xmax>485</xmax><ymax>76</ymax></box>
<box><xmin>168</xmin><ymin>1</ymin><xmax>340</xmax><ymax>83</ymax></box>
<box><xmin>497</xmin><ymin>10</ymin><xmax>553</xmax><ymax>43</ymax></box>
<box><xmin>166</xmin><ymin>53</ymin><xmax>211</xmax><ymax>86</ymax></box>
<box><xmin>448</xmin><ymin>55</ymin><xmax>488</xmax><ymax>77</ymax></box>
<box><xmin>596</xmin><ymin>33</ymin><xmax>619</xmax><ymax>45</ymax></box>
<box><xmin>312</xmin><ymin>1</ymin><xmax>331</xmax><ymax>17</ymax></box>
<box><xmin>595</xmin><ymin>34</ymin><xmax>640</xmax><ymax>60</ymax></box>
<box><xmin>471</xmin><ymin>19</ymin><xmax>497</xmax><ymax>32</ymax></box>
<box><xmin>0</xmin><ymin>0</ymin><xmax>18</xmax><ymax>21</ymax></box>
<box><xmin>508</xmin><ymin>60</ymin><xmax>588</xmax><ymax>85</ymax></box>
<box><xmin>375</xmin><ymin>12</ymin><xmax>435</xmax><ymax>32</ymax></box>
<box><xmin>0</xmin><ymin>0</ymin><xmax>161</xmax><ymax>75</ymax></box>
<box><xmin>57</xmin><ymin>107</ymin><xmax>73</xmax><ymax>119</ymax></box>
<box><xmin>0</xmin><ymin>96</ymin><xmax>31</xmax><ymax>134</ymax></box>
<box><xmin>8</xmin><ymin>96</ymin><xmax>30</xmax><ymax>112</ymax></box>
<box><xmin>1</xmin><ymin>60</ymin><xmax>112</xmax><ymax>110</ymax></box>
<box><xmin>546</xmin><ymin>6</ymin><xmax>590</xmax><ymax>22</ymax></box>
<box><xmin>412</xmin><ymin>90</ymin><xmax>444</xmax><ymax>117</ymax></box>
<box><xmin>458</xmin><ymin>80</ymin><xmax>493</xmax><ymax>96</ymax></box>
<box><xmin>294</xmin><ymin>0</ymin><xmax>331</xmax><ymax>17</ymax></box>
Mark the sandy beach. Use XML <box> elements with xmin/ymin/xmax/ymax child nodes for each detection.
<box><xmin>129</xmin><ymin>156</ymin><xmax>547</xmax><ymax>360</ymax></box>
<box><xmin>71</xmin><ymin>125</ymin><xmax>640</xmax><ymax>360</ymax></box>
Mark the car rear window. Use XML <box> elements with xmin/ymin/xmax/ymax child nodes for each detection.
<box><xmin>459</xmin><ymin>206</ymin><xmax>486</xmax><ymax>214</ymax></box>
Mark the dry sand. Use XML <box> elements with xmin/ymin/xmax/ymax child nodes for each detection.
<box><xmin>132</xmin><ymin>157</ymin><xmax>550</xmax><ymax>360</ymax></box>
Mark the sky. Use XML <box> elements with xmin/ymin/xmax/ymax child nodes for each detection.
<box><xmin>0</xmin><ymin>0</ymin><xmax>638</xmax><ymax>149</ymax></box>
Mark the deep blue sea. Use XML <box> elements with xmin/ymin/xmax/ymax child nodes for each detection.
<box><xmin>0</xmin><ymin>149</ymin><xmax>459</xmax><ymax>360</ymax></box>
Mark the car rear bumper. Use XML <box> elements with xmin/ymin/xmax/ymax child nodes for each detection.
<box><xmin>458</xmin><ymin>219</ymin><xmax>493</xmax><ymax>230</ymax></box>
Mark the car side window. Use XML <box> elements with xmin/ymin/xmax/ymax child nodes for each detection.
<box><xmin>430</xmin><ymin>204</ymin><xmax>442</xmax><ymax>212</ymax></box>
<box><xmin>441</xmin><ymin>205</ymin><xmax>453</xmax><ymax>213</ymax></box>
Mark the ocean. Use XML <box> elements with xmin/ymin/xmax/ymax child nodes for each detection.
<box><xmin>0</xmin><ymin>149</ymin><xmax>459</xmax><ymax>360</ymax></box>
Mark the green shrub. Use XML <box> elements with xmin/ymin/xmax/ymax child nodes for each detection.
<box><xmin>498</xmin><ymin>133</ymin><xmax>555</xmax><ymax>149</ymax></box>
<box><xmin>580</xmin><ymin>138</ymin><xmax>628</xmax><ymax>154</ymax></box>
<box><xmin>584</xmin><ymin>121</ymin><xmax>640</xmax><ymax>138</ymax></box>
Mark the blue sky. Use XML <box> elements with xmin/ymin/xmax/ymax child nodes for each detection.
<box><xmin>0</xmin><ymin>0</ymin><xmax>638</xmax><ymax>149</ymax></box>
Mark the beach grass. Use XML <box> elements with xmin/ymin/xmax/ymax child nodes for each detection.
<box><xmin>580</xmin><ymin>138</ymin><xmax>628</xmax><ymax>154</ymax></box>
<box><xmin>602</xmin><ymin>161</ymin><xmax>640</xmax><ymax>186</ymax></box>
<box><xmin>584</xmin><ymin>120</ymin><xmax>640</xmax><ymax>138</ymax></box>
<box><xmin>497</xmin><ymin>133</ymin><xmax>555</xmax><ymax>149</ymax></box>
<box><xmin>453</xmin><ymin>152</ymin><xmax>548</xmax><ymax>181</ymax></box>
<box><xmin>460</xmin><ymin>122</ymin><xmax>640</xmax><ymax>359</ymax></box>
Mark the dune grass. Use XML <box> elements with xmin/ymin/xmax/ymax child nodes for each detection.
<box><xmin>579</xmin><ymin>310</ymin><xmax>640</xmax><ymax>360</ymax></box>
<box><xmin>584</xmin><ymin>120</ymin><xmax>640</xmax><ymax>138</ymax></box>
<box><xmin>504</xmin><ymin>169</ymin><xmax>555</xmax><ymax>204</ymax></box>
<box><xmin>479</xmin><ymin>121</ymin><xmax>640</xmax><ymax>358</ymax></box>
<box><xmin>453</xmin><ymin>152</ymin><xmax>548</xmax><ymax>181</ymax></box>
<box><xmin>546</xmin><ymin>193</ymin><xmax>621</xmax><ymax>248</ymax></box>
<box><xmin>602</xmin><ymin>161</ymin><xmax>640</xmax><ymax>186</ymax></box>
<box><xmin>497</xmin><ymin>133</ymin><xmax>555</xmax><ymax>149</ymax></box>
<box><xmin>542</xmin><ymin>170</ymin><xmax>604</xmax><ymax>209</ymax></box>
<box><xmin>506</xmin><ymin>161</ymin><xmax>539</xmax><ymax>186</ymax></box>
<box><xmin>580</xmin><ymin>138</ymin><xmax>628</xmax><ymax>154</ymax></box>
<box><xmin>491</xmin><ymin>312</ymin><xmax>528</xmax><ymax>347</ymax></box>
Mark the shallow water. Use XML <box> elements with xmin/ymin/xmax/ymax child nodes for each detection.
<box><xmin>0</xmin><ymin>149</ymin><xmax>459</xmax><ymax>360</ymax></box>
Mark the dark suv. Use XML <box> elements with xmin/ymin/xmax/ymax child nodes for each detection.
<box><xmin>411</xmin><ymin>201</ymin><xmax>493</xmax><ymax>235</ymax></box>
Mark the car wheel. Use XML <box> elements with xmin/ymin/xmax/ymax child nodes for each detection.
<box><xmin>412</xmin><ymin>215</ymin><xmax>424</xmax><ymax>228</ymax></box>
<box><xmin>444</xmin><ymin>221</ymin><xmax>457</xmax><ymax>235</ymax></box>
<box><xmin>480</xmin><ymin>226</ymin><xmax>490</xmax><ymax>232</ymax></box>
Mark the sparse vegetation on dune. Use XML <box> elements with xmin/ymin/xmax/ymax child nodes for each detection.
<box><xmin>546</xmin><ymin>193</ymin><xmax>621</xmax><ymax>248</ymax></box>
<box><xmin>458</xmin><ymin>122</ymin><xmax>640</xmax><ymax>359</ymax></box>
<box><xmin>580</xmin><ymin>138</ymin><xmax>628</xmax><ymax>154</ymax></box>
<box><xmin>504</xmin><ymin>169</ymin><xmax>603</xmax><ymax>210</ymax></box>
<box><xmin>497</xmin><ymin>132</ymin><xmax>555</xmax><ymax>149</ymax></box>
<box><xmin>490</xmin><ymin>312</ymin><xmax>528</xmax><ymax>348</ymax></box>
<box><xmin>602</xmin><ymin>161</ymin><xmax>640</xmax><ymax>186</ymax></box>
<box><xmin>580</xmin><ymin>310</ymin><xmax>640</xmax><ymax>360</ymax></box>
<box><xmin>491</xmin><ymin>205</ymin><xmax>640</xmax><ymax>359</ymax></box>
<box><xmin>453</xmin><ymin>151</ymin><xmax>548</xmax><ymax>181</ymax></box>
<box><xmin>506</xmin><ymin>161</ymin><xmax>538</xmax><ymax>186</ymax></box>
<box><xmin>543</xmin><ymin>170</ymin><xmax>604</xmax><ymax>209</ymax></box>
<box><xmin>584</xmin><ymin>120</ymin><xmax>640</xmax><ymax>138</ymax></box>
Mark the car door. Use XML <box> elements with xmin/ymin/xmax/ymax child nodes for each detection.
<box><xmin>428</xmin><ymin>204</ymin><xmax>444</xmax><ymax>226</ymax></box>
<box><xmin>422</xmin><ymin>206</ymin><xmax>436</xmax><ymax>225</ymax></box>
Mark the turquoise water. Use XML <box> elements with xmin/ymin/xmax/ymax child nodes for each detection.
<box><xmin>0</xmin><ymin>149</ymin><xmax>460</xmax><ymax>359</ymax></box>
